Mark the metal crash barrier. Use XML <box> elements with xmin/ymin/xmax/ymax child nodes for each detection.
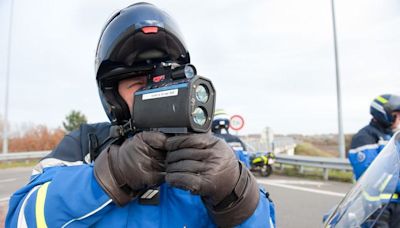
<box><xmin>275</xmin><ymin>154</ymin><xmax>352</xmax><ymax>180</ymax></box>
<box><xmin>0</xmin><ymin>151</ymin><xmax>50</xmax><ymax>162</ymax></box>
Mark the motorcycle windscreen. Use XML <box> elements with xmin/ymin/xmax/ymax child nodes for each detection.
<box><xmin>324</xmin><ymin>131</ymin><xmax>400</xmax><ymax>228</ymax></box>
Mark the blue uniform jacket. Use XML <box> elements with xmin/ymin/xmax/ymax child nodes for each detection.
<box><xmin>6</xmin><ymin>123</ymin><xmax>275</xmax><ymax>227</ymax></box>
<box><xmin>348</xmin><ymin>120</ymin><xmax>400</xmax><ymax>195</ymax></box>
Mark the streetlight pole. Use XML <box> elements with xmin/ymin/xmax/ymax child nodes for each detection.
<box><xmin>330</xmin><ymin>0</ymin><xmax>346</xmax><ymax>158</ymax></box>
<box><xmin>3</xmin><ymin>0</ymin><xmax>15</xmax><ymax>154</ymax></box>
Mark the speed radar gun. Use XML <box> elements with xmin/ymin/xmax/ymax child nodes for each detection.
<box><xmin>91</xmin><ymin>63</ymin><xmax>215</xmax><ymax>160</ymax></box>
<box><xmin>132</xmin><ymin>62</ymin><xmax>216</xmax><ymax>134</ymax></box>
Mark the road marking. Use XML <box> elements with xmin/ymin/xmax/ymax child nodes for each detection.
<box><xmin>0</xmin><ymin>178</ymin><xmax>16</xmax><ymax>184</ymax></box>
<box><xmin>257</xmin><ymin>179</ymin><xmax>346</xmax><ymax>197</ymax></box>
<box><xmin>267</xmin><ymin>180</ymin><xmax>325</xmax><ymax>186</ymax></box>
<box><xmin>0</xmin><ymin>197</ymin><xmax>9</xmax><ymax>202</ymax></box>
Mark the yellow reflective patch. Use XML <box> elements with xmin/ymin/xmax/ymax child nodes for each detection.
<box><xmin>36</xmin><ymin>182</ymin><xmax>50</xmax><ymax>228</ymax></box>
<box><xmin>376</xmin><ymin>96</ymin><xmax>388</xmax><ymax>104</ymax></box>
<box><xmin>362</xmin><ymin>191</ymin><xmax>380</xmax><ymax>201</ymax></box>
<box><xmin>214</xmin><ymin>109</ymin><xmax>228</xmax><ymax>116</ymax></box>
<box><xmin>253</xmin><ymin>157</ymin><xmax>262</xmax><ymax>164</ymax></box>
<box><xmin>363</xmin><ymin>191</ymin><xmax>398</xmax><ymax>201</ymax></box>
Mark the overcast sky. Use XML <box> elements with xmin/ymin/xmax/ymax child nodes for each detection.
<box><xmin>0</xmin><ymin>0</ymin><xmax>399</xmax><ymax>135</ymax></box>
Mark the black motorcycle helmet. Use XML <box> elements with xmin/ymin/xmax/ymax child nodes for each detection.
<box><xmin>95</xmin><ymin>2</ymin><xmax>190</xmax><ymax>125</ymax></box>
<box><xmin>370</xmin><ymin>94</ymin><xmax>400</xmax><ymax>128</ymax></box>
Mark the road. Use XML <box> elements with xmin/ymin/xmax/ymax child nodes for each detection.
<box><xmin>257</xmin><ymin>175</ymin><xmax>352</xmax><ymax>227</ymax></box>
<box><xmin>0</xmin><ymin>167</ymin><xmax>353</xmax><ymax>227</ymax></box>
<box><xmin>0</xmin><ymin>167</ymin><xmax>32</xmax><ymax>202</ymax></box>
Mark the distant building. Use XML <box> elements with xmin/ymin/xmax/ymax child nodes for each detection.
<box><xmin>240</xmin><ymin>127</ymin><xmax>296</xmax><ymax>155</ymax></box>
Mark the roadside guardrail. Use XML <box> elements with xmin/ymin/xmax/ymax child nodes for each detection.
<box><xmin>275</xmin><ymin>154</ymin><xmax>352</xmax><ymax>181</ymax></box>
<box><xmin>0</xmin><ymin>151</ymin><xmax>50</xmax><ymax>162</ymax></box>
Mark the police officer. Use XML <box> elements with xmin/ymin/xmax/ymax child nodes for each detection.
<box><xmin>348</xmin><ymin>94</ymin><xmax>400</xmax><ymax>227</ymax></box>
<box><xmin>212</xmin><ymin>109</ymin><xmax>251</xmax><ymax>169</ymax></box>
<box><xmin>6</xmin><ymin>3</ymin><xmax>275</xmax><ymax>227</ymax></box>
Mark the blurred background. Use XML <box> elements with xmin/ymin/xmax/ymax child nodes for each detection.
<box><xmin>1</xmin><ymin>0</ymin><xmax>399</xmax><ymax>136</ymax></box>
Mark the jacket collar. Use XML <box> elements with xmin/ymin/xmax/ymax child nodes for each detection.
<box><xmin>370</xmin><ymin>119</ymin><xmax>393</xmax><ymax>136</ymax></box>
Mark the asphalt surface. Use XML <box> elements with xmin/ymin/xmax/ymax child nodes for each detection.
<box><xmin>256</xmin><ymin>174</ymin><xmax>353</xmax><ymax>227</ymax></box>
<box><xmin>0</xmin><ymin>167</ymin><xmax>354</xmax><ymax>227</ymax></box>
<box><xmin>0</xmin><ymin>167</ymin><xmax>32</xmax><ymax>202</ymax></box>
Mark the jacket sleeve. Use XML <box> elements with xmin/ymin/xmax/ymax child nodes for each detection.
<box><xmin>237</xmin><ymin>188</ymin><xmax>276</xmax><ymax>227</ymax></box>
<box><xmin>6</xmin><ymin>164</ymin><xmax>113</xmax><ymax>227</ymax></box>
<box><xmin>6</xmin><ymin>129</ymin><xmax>113</xmax><ymax>227</ymax></box>
<box><xmin>348</xmin><ymin>134</ymin><xmax>385</xmax><ymax>180</ymax></box>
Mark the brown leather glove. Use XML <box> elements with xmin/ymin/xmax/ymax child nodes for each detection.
<box><xmin>165</xmin><ymin>133</ymin><xmax>260</xmax><ymax>227</ymax></box>
<box><xmin>94</xmin><ymin>131</ymin><xmax>167</xmax><ymax>206</ymax></box>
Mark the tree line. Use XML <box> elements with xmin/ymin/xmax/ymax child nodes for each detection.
<box><xmin>0</xmin><ymin>110</ymin><xmax>87</xmax><ymax>152</ymax></box>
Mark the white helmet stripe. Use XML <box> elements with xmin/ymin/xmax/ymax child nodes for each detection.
<box><xmin>371</xmin><ymin>101</ymin><xmax>386</xmax><ymax>115</ymax></box>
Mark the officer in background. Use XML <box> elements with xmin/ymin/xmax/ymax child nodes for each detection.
<box><xmin>348</xmin><ymin>94</ymin><xmax>400</xmax><ymax>227</ymax></box>
<box><xmin>6</xmin><ymin>3</ymin><xmax>275</xmax><ymax>227</ymax></box>
<box><xmin>212</xmin><ymin>109</ymin><xmax>251</xmax><ymax>168</ymax></box>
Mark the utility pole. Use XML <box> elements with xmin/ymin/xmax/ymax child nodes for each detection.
<box><xmin>331</xmin><ymin>0</ymin><xmax>346</xmax><ymax>158</ymax></box>
<box><xmin>3</xmin><ymin>0</ymin><xmax>15</xmax><ymax>154</ymax></box>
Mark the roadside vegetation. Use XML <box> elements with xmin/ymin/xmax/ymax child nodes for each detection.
<box><xmin>0</xmin><ymin>160</ymin><xmax>39</xmax><ymax>169</ymax></box>
<box><xmin>294</xmin><ymin>142</ymin><xmax>334</xmax><ymax>157</ymax></box>
<box><xmin>273</xmin><ymin>164</ymin><xmax>353</xmax><ymax>183</ymax></box>
<box><xmin>0</xmin><ymin>110</ymin><xmax>88</xmax><ymax>169</ymax></box>
<box><xmin>2</xmin><ymin>126</ymin><xmax>64</xmax><ymax>152</ymax></box>
<box><xmin>289</xmin><ymin>133</ymin><xmax>354</xmax><ymax>157</ymax></box>
<box><xmin>0</xmin><ymin>110</ymin><xmax>88</xmax><ymax>153</ymax></box>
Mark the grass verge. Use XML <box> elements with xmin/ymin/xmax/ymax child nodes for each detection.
<box><xmin>273</xmin><ymin>164</ymin><xmax>353</xmax><ymax>183</ymax></box>
<box><xmin>295</xmin><ymin>142</ymin><xmax>334</xmax><ymax>157</ymax></box>
<box><xmin>0</xmin><ymin>160</ymin><xmax>38</xmax><ymax>169</ymax></box>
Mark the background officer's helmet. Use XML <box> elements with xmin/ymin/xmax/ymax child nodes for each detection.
<box><xmin>370</xmin><ymin>94</ymin><xmax>400</xmax><ymax>128</ymax></box>
<box><xmin>212</xmin><ymin>109</ymin><xmax>231</xmax><ymax>133</ymax></box>
<box><xmin>95</xmin><ymin>2</ymin><xmax>190</xmax><ymax>125</ymax></box>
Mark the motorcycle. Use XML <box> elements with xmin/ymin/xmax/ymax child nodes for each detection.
<box><xmin>250</xmin><ymin>152</ymin><xmax>276</xmax><ymax>177</ymax></box>
<box><xmin>324</xmin><ymin>131</ymin><xmax>400</xmax><ymax>227</ymax></box>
